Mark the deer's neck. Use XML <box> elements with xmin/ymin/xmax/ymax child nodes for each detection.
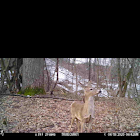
<box><xmin>83</xmin><ymin>96</ymin><xmax>95</xmax><ymax>118</ymax></box>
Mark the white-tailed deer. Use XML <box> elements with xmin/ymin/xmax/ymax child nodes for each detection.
<box><xmin>69</xmin><ymin>85</ymin><xmax>101</xmax><ymax>132</ymax></box>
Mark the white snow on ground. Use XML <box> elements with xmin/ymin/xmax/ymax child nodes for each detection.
<box><xmin>45</xmin><ymin>58</ymin><xmax>140</xmax><ymax>98</ymax></box>
<box><xmin>56</xmin><ymin>84</ymin><xmax>70</xmax><ymax>92</ymax></box>
<box><xmin>45</xmin><ymin>58</ymin><xmax>111</xmax><ymax>97</ymax></box>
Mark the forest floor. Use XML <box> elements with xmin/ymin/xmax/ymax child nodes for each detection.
<box><xmin>0</xmin><ymin>94</ymin><xmax>140</xmax><ymax>133</ymax></box>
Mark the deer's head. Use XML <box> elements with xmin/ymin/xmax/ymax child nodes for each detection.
<box><xmin>84</xmin><ymin>87</ymin><xmax>101</xmax><ymax>96</ymax></box>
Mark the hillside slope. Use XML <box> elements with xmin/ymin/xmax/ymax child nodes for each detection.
<box><xmin>45</xmin><ymin>58</ymin><xmax>109</xmax><ymax>97</ymax></box>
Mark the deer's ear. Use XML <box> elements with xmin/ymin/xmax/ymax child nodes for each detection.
<box><xmin>87</xmin><ymin>81</ymin><xmax>92</xmax><ymax>87</ymax></box>
<box><xmin>79</xmin><ymin>82</ymin><xmax>86</xmax><ymax>88</ymax></box>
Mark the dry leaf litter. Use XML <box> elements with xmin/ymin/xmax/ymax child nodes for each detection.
<box><xmin>0</xmin><ymin>95</ymin><xmax>140</xmax><ymax>133</ymax></box>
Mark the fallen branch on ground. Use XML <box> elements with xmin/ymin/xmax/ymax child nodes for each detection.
<box><xmin>0</xmin><ymin>92</ymin><xmax>82</xmax><ymax>101</ymax></box>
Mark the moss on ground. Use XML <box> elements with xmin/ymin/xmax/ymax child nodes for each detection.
<box><xmin>17</xmin><ymin>87</ymin><xmax>46</xmax><ymax>96</ymax></box>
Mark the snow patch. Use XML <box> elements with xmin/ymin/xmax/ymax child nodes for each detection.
<box><xmin>45</xmin><ymin>58</ymin><xmax>117</xmax><ymax>98</ymax></box>
<box><xmin>99</xmin><ymin>88</ymin><xmax>109</xmax><ymax>97</ymax></box>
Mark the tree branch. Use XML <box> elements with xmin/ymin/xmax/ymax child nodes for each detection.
<box><xmin>0</xmin><ymin>92</ymin><xmax>82</xmax><ymax>101</ymax></box>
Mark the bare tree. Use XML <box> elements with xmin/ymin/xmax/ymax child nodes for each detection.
<box><xmin>74</xmin><ymin>58</ymin><xmax>78</xmax><ymax>95</ymax></box>
<box><xmin>72</xmin><ymin>58</ymin><xmax>76</xmax><ymax>91</ymax></box>
<box><xmin>50</xmin><ymin>58</ymin><xmax>59</xmax><ymax>95</ymax></box>
<box><xmin>117</xmin><ymin>58</ymin><xmax>123</xmax><ymax>97</ymax></box>
<box><xmin>0</xmin><ymin>58</ymin><xmax>11</xmax><ymax>93</ymax></box>
<box><xmin>117</xmin><ymin>58</ymin><xmax>137</xmax><ymax>97</ymax></box>
<box><xmin>122</xmin><ymin>58</ymin><xmax>136</xmax><ymax>96</ymax></box>
<box><xmin>0</xmin><ymin>58</ymin><xmax>23</xmax><ymax>93</ymax></box>
<box><xmin>88</xmin><ymin>58</ymin><xmax>91</xmax><ymax>82</ymax></box>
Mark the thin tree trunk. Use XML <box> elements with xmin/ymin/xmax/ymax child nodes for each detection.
<box><xmin>50</xmin><ymin>58</ymin><xmax>59</xmax><ymax>95</ymax></box>
<box><xmin>89</xmin><ymin>58</ymin><xmax>91</xmax><ymax>82</ymax></box>
<box><xmin>96</xmin><ymin>58</ymin><xmax>99</xmax><ymax>88</ymax></box>
<box><xmin>74</xmin><ymin>58</ymin><xmax>78</xmax><ymax>95</ymax></box>
<box><xmin>117</xmin><ymin>58</ymin><xmax>123</xmax><ymax>97</ymax></box>
<box><xmin>72</xmin><ymin>58</ymin><xmax>76</xmax><ymax>92</ymax></box>
<box><xmin>45</xmin><ymin>63</ymin><xmax>50</xmax><ymax>92</ymax></box>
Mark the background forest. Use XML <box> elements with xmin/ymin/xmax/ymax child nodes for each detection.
<box><xmin>0</xmin><ymin>58</ymin><xmax>140</xmax><ymax>133</ymax></box>
<box><xmin>1</xmin><ymin>58</ymin><xmax>139</xmax><ymax>101</ymax></box>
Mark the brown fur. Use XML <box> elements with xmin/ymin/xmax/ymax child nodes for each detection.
<box><xmin>69</xmin><ymin>87</ymin><xmax>101</xmax><ymax>132</ymax></box>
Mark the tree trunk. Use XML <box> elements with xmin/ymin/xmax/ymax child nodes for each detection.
<box><xmin>117</xmin><ymin>58</ymin><xmax>136</xmax><ymax>97</ymax></box>
<box><xmin>96</xmin><ymin>58</ymin><xmax>100</xmax><ymax>88</ymax></box>
<box><xmin>117</xmin><ymin>58</ymin><xmax>123</xmax><ymax>97</ymax></box>
<box><xmin>45</xmin><ymin>66</ymin><xmax>50</xmax><ymax>92</ymax></box>
<box><xmin>88</xmin><ymin>58</ymin><xmax>91</xmax><ymax>81</ymax></box>
<box><xmin>72</xmin><ymin>58</ymin><xmax>76</xmax><ymax>92</ymax></box>
<box><xmin>50</xmin><ymin>58</ymin><xmax>59</xmax><ymax>95</ymax></box>
<box><xmin>22</xmin><ymin>58</ymin><xmax>44</xmax><ymax>90</ymax></box>
<box><xmin>74</xmin><ymin>58</ymin><xmax>78</xmax><ymax>95</ymax></box>
<box><xmin>0</xmin><ymin>58</ymin><xmax>11</xmax><ymax>92</ymax></box>
<box><xmin>121</xmin><ymin>58</ymin><xmax>135</xmax><ymax>97</ymax></box>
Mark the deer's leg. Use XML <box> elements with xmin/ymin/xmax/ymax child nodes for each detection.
<box><xmin>87</xmin><ymin>118</ymin><xmax>94</xmax><ymax>133</ymax></box>
<box><xmin>76</xmin><ymin>118</ymin><xmax>80</xmax><ymax>132</ymax></box>
<box><xmin>81</xmin><ymin>121</ymin><xmax>85</xmax><ymax>133</ymax></box>
<box><xmin>69</xmin><ymin>117</ymin><xmax>75</xmax><ymax>132</ymax></box>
